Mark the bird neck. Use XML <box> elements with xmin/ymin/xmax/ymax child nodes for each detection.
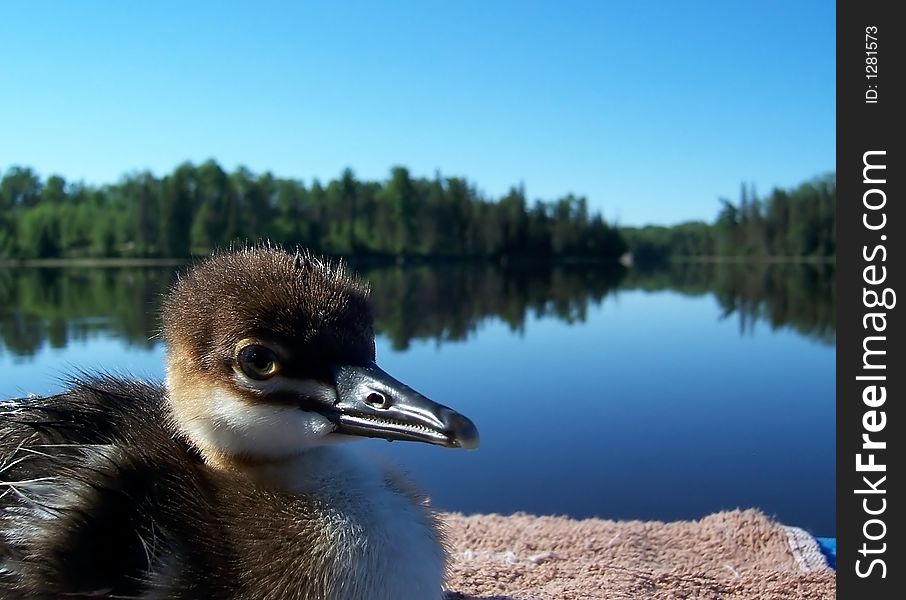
<box><xmin>244</xmin><ymin>446</ymin><xmax>375</xmax><ymax>494</ymax></box>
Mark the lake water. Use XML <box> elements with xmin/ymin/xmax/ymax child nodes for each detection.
<box><xmin>0</xmin><ymin>262</ymin><xmax>836</xmax><ymax>536</ymax></box>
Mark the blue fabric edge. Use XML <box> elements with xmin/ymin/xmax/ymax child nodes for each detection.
<box><xmin>815</xmin><ymin>537</ymin><xmax>836</xmax><ymax>570</ymax></box>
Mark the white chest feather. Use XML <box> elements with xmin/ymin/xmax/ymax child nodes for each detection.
<box><xmin>257</xmin><ymin>448</ymin><xmax>446</xmax><ymax>600</ymax></box>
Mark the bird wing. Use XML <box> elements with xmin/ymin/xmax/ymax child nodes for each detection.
<box><xmin>0</xmin><ymin>377</ymin><xmax>210</xmax><ymax>599</ymax></box>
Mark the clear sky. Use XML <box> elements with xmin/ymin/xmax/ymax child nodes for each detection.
<box><xmin>0</xmin><ymin>1</ymin><xmax>835</xmax><ymax>226</ymax></box>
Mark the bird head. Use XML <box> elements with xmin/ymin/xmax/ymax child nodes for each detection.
<box><xmin>161</xmin><ymin>246</ymin><xmax>479</xmax><ymax>466</ymax></box>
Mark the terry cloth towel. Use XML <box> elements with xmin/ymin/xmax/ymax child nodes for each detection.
<box><xmin>442</xmin><ymin>509</ymin><xmax>835</xmax><ymax>600</ymax></box>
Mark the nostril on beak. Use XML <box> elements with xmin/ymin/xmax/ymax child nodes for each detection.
<box><xmin>365</xmin><ymin>391</ymin><xmax>391</xmax><ymax>410</ymax></box>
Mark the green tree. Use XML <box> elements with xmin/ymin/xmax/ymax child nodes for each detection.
<box><xmin>17</xmin><ymin>203</ymin><xmax>62</xmax><ymax>258</ymax></box>
<box><xmin>159</xmin><ymin>163</ymin><xmax>197</xmax><ymax>258</ymax></box>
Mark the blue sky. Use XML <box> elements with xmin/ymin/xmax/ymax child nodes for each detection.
<box><xmin>0</xmin><ymin>1</ymin><xmax>835</xmax><ymax>226</ymax></box>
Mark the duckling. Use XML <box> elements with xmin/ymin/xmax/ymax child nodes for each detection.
<box><xmin>0</xmin><ymin>247</ymin><xmax>479</xmax><ymax>600</ymax></box>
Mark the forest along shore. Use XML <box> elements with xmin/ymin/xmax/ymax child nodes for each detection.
<box><xmin>1</xmin><ymin>162</ymin><xmax>833</xmax><ymax>266</ymax></box>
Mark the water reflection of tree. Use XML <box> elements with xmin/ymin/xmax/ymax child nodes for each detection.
<box><xmin>359</xmin><ymin>264</ymin><xmax>626</xmax><ymax>350</ymax></box>
<box><xmin>621</xmin><ymin>261</ymin><xmax>836</xmax><ymax>344</ymax></box>
<box><xmin>0</xmin><ymin>262</ymin><xmax>834</xmax><ymax>359</ymax></box>
<box><xmin>0</xmin><ymin>268</ymin><xmax>171</xmax><ymax>358</ymax></box>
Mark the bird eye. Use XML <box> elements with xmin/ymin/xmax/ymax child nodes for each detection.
<box><xmin>236</xmin><ymin>344</ymin><xmax>281</xmax><ymax>380</ymax></box>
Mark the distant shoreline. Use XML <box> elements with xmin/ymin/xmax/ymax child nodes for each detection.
<box><xmin>0</xmin><ymin>255</ymin><xmax>623</xmax><ymax>269</ymax></box>
<box><xmin>0</xmin><ymin>254</ymin><xmax>834</xmax><ymax>269</ymax></box>
<box><xmin>0</xmin><ymin>258</ymin><xmax>189</xmax><ymax>268</ymax></box>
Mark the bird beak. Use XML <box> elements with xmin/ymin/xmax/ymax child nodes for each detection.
<box><xmin>324</xmin><ymin>363</ymin><xmax>480</xmax><ymax>450</ymax></box>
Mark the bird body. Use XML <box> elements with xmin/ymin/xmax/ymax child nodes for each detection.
<box><xmin>0</xmin><ymin>247</ymin><xmax>477</xmax><ymax>599</ymax></box>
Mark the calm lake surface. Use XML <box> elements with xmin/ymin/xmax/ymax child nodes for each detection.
<box><xmin>0</xmin><ymin>262</ymin><xmax>836</xmax><ymax>535</ymax></box>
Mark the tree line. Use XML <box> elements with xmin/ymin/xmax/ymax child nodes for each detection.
<box><xmin>622</xmin><ymin>174</ymin><xmax>836</xmax><ymax>264</ymax></box>
<box><xmin>0</xmin><ymin>162</ymin><xmax>626</xmax><ymax>260</ymax></box>
<box><xmin>1</xmin><ymin>163</ymin><xmax>834</xmax><ymax>262</ymax></box>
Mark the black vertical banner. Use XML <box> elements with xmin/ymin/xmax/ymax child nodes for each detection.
<box><xmin>837</xmin><ymin>1</ymin><xmax>903</xmax><ymax>597</ymax></box>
